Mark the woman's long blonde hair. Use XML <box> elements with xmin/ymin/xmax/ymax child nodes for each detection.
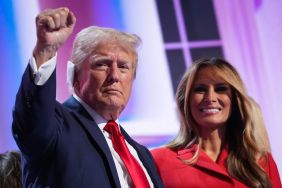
<box><xmin>168</xmin><ymin>58</ymin><xmax>271</xmax><ymax>187</ymax></box>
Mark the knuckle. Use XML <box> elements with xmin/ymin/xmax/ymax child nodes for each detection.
<box><xmin>54</xmin><ymin>13</ymin><xmax>60</xmax><ymax>18</ymax></box>
<box><xmin>47</xmin><ymin>16</ymin><xmax>53</xmax><ymax>22</ymax></box>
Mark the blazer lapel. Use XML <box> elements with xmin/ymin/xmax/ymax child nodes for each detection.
<box><xmin>63</xmin><ymin>97</ymin><xmax>121</xmax><ymax>188</ymax></box>
<box><xmin>177</xmin><ymin>144</ymin><xmax>230</xmax><ymax>178</ymax></box>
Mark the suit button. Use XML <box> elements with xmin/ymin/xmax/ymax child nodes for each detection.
<box><xmin>26</xmin><ymin>96</ymin><xmax>31</xmax><ymax>108</ymax></box>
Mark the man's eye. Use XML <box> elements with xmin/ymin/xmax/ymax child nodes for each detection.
<box><xmin>92</xmin><ymin>60</ymin><xmax>109</xmax><ymax>68</ymax></box>
<box><xmin>119</xmin><ymin>64</ymin><xmax>129</xmax><ymax>69</ymax></box>
<box><xmin>96</xmin><ymin>63</ymin><xmax>107</xmax><ymax>67</ymax></box>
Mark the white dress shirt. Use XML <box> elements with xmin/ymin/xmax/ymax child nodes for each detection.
<box><xmin>29</xmin><ymin>56</ymin><xmax>154</xmax><ymax>188</ymax></box>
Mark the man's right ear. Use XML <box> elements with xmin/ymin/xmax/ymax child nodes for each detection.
<box><xmin>73</xmin><ymin>74</ymin><xmax>80</xmax><ymax>92</ymax></box>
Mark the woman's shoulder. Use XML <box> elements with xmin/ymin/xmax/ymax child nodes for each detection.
<box><xmin>151</xmin><ymin>147</ymin><xmax>177</xmax><ymax>160</ymax></box>
<box><xmin>264</xmin><ymin>153</ymin><xmax>280</xmax><ymax>172</ymax></box>
<box><xmin>150</xmin><ymin>147</ymin><xmax>180</xmax><ymax>168</ymax></box>
<box><xmin>259</xmin><ymin>152</ymin><xmax>277</xmax><ymax>169</ymax></box>
<box><xmin>262</xmin><ymin>153</ymin><xmax>282</xmax><ymax>187</ymax></box>
<box><xmin>259</xmin><ymin>153</ymin><xmax>280</xmax><ymax>176</ymax></box>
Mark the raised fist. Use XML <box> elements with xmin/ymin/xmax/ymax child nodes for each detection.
<box><xmin>33</xmin><ymin>7</ymin><xmax>76</xmax><ymax>67</ymax></box>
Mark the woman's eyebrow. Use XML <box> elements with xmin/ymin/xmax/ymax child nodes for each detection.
<box><xmin>215</xmin><ymin>83</ymin><xmax>229</xmax><ymax>86</ymax></box>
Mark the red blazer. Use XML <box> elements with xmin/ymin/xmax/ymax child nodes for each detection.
<box><xmin>151</xmin><ymin>145</ymin><xmax>282</xmax><ymax>188</ymax></box>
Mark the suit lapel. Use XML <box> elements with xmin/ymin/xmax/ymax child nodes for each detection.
<box><xmin>120</xmin><ymin>127</ymin><xmax>160</xmax><ymax>187</ymax></box>
<box><xmin>63</xmin><ymin>97</ymin><xmax>121</xmax><ymax>188</ymax></box>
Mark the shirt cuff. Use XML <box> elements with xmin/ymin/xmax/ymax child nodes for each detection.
<box><xmin>29</xmin><ymin>54</ymin><xmax>57</xmax><ymax>85</ymax></box>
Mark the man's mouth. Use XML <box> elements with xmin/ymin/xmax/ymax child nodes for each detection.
<box><xmin>104</xmin><ymin>88</ymin><xmax>121</xmax><ymax>95</ymax></box>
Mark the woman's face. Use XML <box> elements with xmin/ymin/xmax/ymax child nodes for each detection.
<box><xmin>190</xmin><ymin>67</ymin><xmax>232</xmax><ymax>132</ymax></box>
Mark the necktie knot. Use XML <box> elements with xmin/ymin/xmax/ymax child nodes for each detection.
<box><xmin>104</xmin><ymin>120</ymin><xmax>120</xmax><ymax>136</ymax></box>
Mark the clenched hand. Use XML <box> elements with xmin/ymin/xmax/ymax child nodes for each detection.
<box><xmin>33</xmin><ymin>7</ymin><xmax>76</xmax><ymax>68</ymax></box>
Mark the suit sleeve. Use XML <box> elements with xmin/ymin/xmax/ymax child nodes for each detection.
<box><xmin>12</xmin><ymin>64</ymin><xmax>62</xmax><ymax>161</ymax></box>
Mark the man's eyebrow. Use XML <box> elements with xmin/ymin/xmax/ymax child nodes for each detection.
<box><xmin>118</xmin><ymin>58</ymin><xmax>131</xmax><ymax>64</ymax></box>
<box><xmin>90</xmin><ymin>54</ymin><xmax>132</xmax><ymax>64</ymax></box>
<box><xmin>91</xmin><ymin>55</ymin><xmax>112</xmax><ymax>62</ymax></box>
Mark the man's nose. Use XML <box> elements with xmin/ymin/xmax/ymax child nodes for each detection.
<box><xmin>108</xmin><ymin>64</ymin><xmax>120</xmax><ymax>82</ymax></box>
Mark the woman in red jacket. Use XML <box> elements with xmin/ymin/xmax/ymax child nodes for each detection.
<box><xmin>151</xmin><ymin>58</ymin><xmax>281</xmax><ymax>188</ymax></box>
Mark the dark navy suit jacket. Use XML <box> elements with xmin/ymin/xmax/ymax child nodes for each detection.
<box><xmin>12</xmin><ymin>65</ymin><xmax>164</xmax><ymax>188</ymax></box>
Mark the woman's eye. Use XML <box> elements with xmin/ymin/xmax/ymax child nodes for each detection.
<box><xmin>215</xmin><ymin>85</ymin><xmax>229</xmax><ymax>92</ymax></box>
<box><xmin>194</xmin><ymin>86</ymin><xmax>206</xmax><ymax>92</ymax></box>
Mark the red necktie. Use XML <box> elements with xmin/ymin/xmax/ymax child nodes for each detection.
<box><xmin>104</xmin><ymin>120</ymin><xmax>150</xmax><ymax>188</ymax></box>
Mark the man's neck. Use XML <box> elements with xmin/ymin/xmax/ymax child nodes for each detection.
<box><xmin>72</xmin><ymin>93</ymin><xmax>120</xmax><ymax>121</ymax></box>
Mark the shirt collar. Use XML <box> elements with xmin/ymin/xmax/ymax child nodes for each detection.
<box><xmin>72</xmin><ymin>94</ymin><xmax>120</xmax><ymax>131</ymax></box>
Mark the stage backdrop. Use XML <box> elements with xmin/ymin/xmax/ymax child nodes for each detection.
<box><xmin>0</xmin><ymin>0</ymin><xmax>281</xmax><ymax>175</ymax></box>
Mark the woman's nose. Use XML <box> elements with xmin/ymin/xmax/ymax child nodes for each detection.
<box><xmin>204</xmin><ymin>89</ymin><xmax>216</xmax><ymax>103</ymax></box>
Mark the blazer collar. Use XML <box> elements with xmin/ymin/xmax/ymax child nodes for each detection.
<box><xmin>177</xmin><ymin>144</ymin><xmax>230</xmax><ymax>178</ymax></box>
<box><xmin>63</xmin><ymin>96</ymin><xmax>121</xmax><ymax>188</ymax></box>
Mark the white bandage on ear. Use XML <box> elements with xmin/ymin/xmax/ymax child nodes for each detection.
<box><xmin>67</xmin><ymin>60</ymin><xmax>76</xmax><ymax>93</ymax></box>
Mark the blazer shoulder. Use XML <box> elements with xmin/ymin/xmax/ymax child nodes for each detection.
<box><xmin>264</xmin><ymin>153</ymin><xmax>282</xmax><ymax>187</ymax></box>
<box><xmin>151</xmin><ymin>147</ymin><xmax>176</xmax><ymax>161</ymax></box>
<box><xmin>151</xmin><ymin>147</ymin><xmax>175</xmax><ymax>155</ymax></box>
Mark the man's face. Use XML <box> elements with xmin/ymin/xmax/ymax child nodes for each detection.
<box><xmin>75</xmin><ymin>43</ymin><xmax>136</xmax><ymax>119</ymax></box>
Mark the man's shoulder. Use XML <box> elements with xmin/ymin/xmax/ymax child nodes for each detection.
<box><xmin>62</xmin><ymin>96</ymin><xmax>78</xmax><ymax>108</ymax></box>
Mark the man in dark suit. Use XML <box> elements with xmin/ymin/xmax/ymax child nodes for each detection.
<box><xmin>12</xmin><ymin>7</ymin><xmax>164</xmax><ymax>188</ymax></box>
